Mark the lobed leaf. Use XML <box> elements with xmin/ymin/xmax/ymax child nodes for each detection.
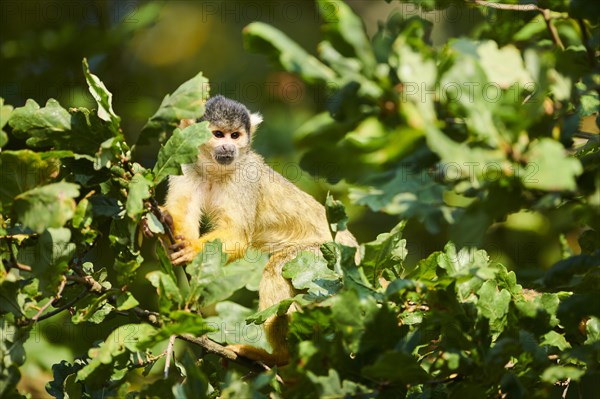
<box><xmin>12</xmin><ymin>182</ymin><xmax>80</xmax><ymax>233</ymax></box>
<box><xmin>243</xmin><ymin>22</ymin><xmax>337</xmax><ymax>84</ymax></box>
<box><xmin>82</xmin><ymin>58</ymin><xmax>121</xmax><ymax>134</ymax></box>
<box><xmin>152</xmin><ymin>122</ymin><xmax>211</xmax><ymax>184</ymax></box>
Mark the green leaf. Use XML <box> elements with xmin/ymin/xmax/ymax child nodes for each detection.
<box><xmin>82</xmin><ymin>58</ymin><xmax>121</xmax><ymax>133</ymax></box>
<box><xmin>125</xmin><ymin>173</ymin><xmax>151</xmax><ymax>219</ymax></box>
<box><xmin>138</xmin><ymin>72</ymin><xmax>210</xmax><ymax>145</ymax></box>
<box><xmin>317</xmin><ymin>0</ymin><xmax>376</xmax><ymax>72</ymax></box>
<box><xmin>478</xmin><ymin>41</ymin><xmax>532</xmax><ymax>89</ymax></box>
<box><xmin>541</xmin><ymin>331</ymin><xmax>571</xmax><ymax>351</ymax></box>
<box><xmin>243</xmin><ymin>22</ymin><xmax>337</xmax><ymax>83</ymax></box>
<box><xmin>12</xmin><ymin>182</ymin><xmax>80</xmax><ymax>233</ymax></box>
<box><xmin>307</xmin><ymin>369</ymin><xmax>371</xmax><ymax>397</ymax></box>
<box><xmin>46</xmin><ymin>359</ymin><xmax>86</xmax><ymax>399</ymax></box>
<box><xmin>438</xmin><ymin>242</ymin><xmax>494</xmax><ymax>280</ymax></box>
<box><xmin>350</xmin><ymin>169</ymin><xmax>453</xmax><ymax>234</ymax></box>
<box><xmin>325</xmin><ymin>193</ymin><xmax>348</xmax><ymax>233</ymax></box>
<box><xmin>522</xmin><ymin>138</ymin><xmax>582</xmax><ymax>191</ymax></box>
<box><xmin>245</xmin><ymin>296</ymin><xmax>301</xmax><ymax>325</ymax></box>
<box><xmin>145</xmin><ymin>212</ymin><xmax>165</xmax><ymax>235</ymax></box>
<box><xmin>330</xmin><ymin>289</ymin><xmax>378</xmax><ymax>353</ymax></box>
<box><xmin>0</xmin><ymin>150</ymin><xmax>56</xmax><ymax>210</ymax></box>
<box><xmin>541</xmin><ymin>366</ymin><xmax>585</xmax><ymax>383</ymax></box>
<box><xmin>425</xmin><ymin>125</ymin><xmax>506</xmax><ymax>184</ymax></box>
<box><xmin>207</xmin><ymin>302</ymin><xmax>270</xmax><ymax>350</ymax></box>
<box><xmin>72</xmin><ymin>197</ymin><xmax>93</xmax><ymax>229</ymax></box>
<box><xmin>477</xmin><ymin>280</ymin><xmax>511</xmax><ymax>339</ymax></box>
<box><xmin>76</xmin><ymin>324</ymin><xmax>158</xmax><ymax>382</ymax></box>
<box><xmin>361</xmin><ymin>221</ymin><xmax>407</xmax><ymax>284</ymax></box>
<box><xmin>153</xmin><ymin>122</ymin><xmax>211</xmax><ymax>184</ymax></box>
<box><xmin>8</xmin><ymin>99</ymin><xmax>71</xmax><ymax>146</ymax></box>
<box><xmin>115</xmin><ymin>291</ymin><xmax>140</xmax><ymax>311</ymax></box>
<box><xmin>283</xmin><ymin>251</ymin><xmax>342</xmax><ymax>298</ymax></box>
<box><xmin>186</xmin><ymin>242</ymin><xmax>266</xmax><ymax>307</ymax></box>
<box><xmin>71</xmin><ymin>294</ymin><xmax>114</xmax><ymax>324</ymax></box>
<box><xmin>585</xmin><ymin>316</ymin><xmax>600</xmax><ymax>344</ymax></box>
<box><xmin>362</xmin><ymin>351</ymin><xmax>429</xmax><ymax>385</ymax></box>
<box><xmin>0</xmin><ymin>98</ymin><xmax>13</xmax><ymax>147</ymax></box>
<box><xmin>146</xmin><ymin>271</ymin><xmax>184</xmax><ymax>312</ymax></box>
<box><xmin>393</xmin><ymin>42</ymin><xmax>437</xmax><ymax>121</ymax></box>
<box><xmin>172</xmin><ymin>350</ymin><xmax>209</xmax><ymax>399</ymax></box>
<box><xmin>18</xmin><ymin>228</ymin><xmax>75</xmax><ymax>296</ymax></box>
<box><xmin>8</xmin><ymin>99</ymin><xmax>114</xmax><ymax>154</ymax></box>
<box><xmin>150</xmin><ymin>311</ymin><xmax>213</xmax><ymax>346</ymax></box>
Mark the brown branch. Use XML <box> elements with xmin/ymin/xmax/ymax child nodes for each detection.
<box><xmin>67</xmin><ymin>274</ymin><xmax>105</xmax><ymax>294</ymax></box>
<box><xmin>178</xmin><ymin>333</ymin><xmax>270</xmax><ymax>373</ymax></box>
<box><xmin>541</xmin><ymin>8</ymin><xmax>565</xmax><ymax>51</ymax></box>
<box><xmin>164</xmin><ymin>335</ymin><xmax>176</xmax><ymax>379</ymax></box>
<box><xmin>3</xmin><ymin>236</ymin><xmax>32</xmax><ymax>272</ymax></box>
<box><xmin>470</xmin><ymin>0</ymin><xmax>539</xmax><ymax>12</ymax></box>
<box><xmin>470</xmin><ymin>0</ymin><xmax>565</xmax><ymax>50</ymax></box>
<box><xmin>148</xmin><ymin>197</ymin><xmax>177</xmax><ymax>245</ymax></box>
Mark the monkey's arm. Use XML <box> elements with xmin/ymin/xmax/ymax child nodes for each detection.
<box><xmin>170</xmin><ymin>213</ymin><xmax>252</xmax><ymax>265</ymax></box>
<box><xmin>164</xmin><ymin>178</ymin><xmax>200</xmax><ymax>239</ymax></box>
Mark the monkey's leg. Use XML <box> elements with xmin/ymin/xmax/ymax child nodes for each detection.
<box><xmin>227</xmin><ymin>247</ymin><xmax>317</xmax><ymax>366</ymax></box>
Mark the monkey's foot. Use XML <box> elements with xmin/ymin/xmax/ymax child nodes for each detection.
<box><xmin>226</xmin><ymin>344</ymin><xmax>288</xmax><ymax>367</ymax></box>
<box><xmin>169</xmin><ymin>246</ymin><xmax>194</xmax><ymax>265</ymax></box>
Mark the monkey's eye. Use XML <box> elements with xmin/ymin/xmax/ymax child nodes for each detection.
<box><xmin>213</xmin><ymin>131</ymin><xmax>224</xmax><ymax>138</ymax></box>
<box><xmin>231</xmin><ymin>132</ymin><xmax>240</xmax><ymax>139</ymax></box>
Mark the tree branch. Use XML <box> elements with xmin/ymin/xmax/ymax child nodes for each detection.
<box><xmin>65</xmin><ymin>263</ymin><xmax>269</xmax><ymax>371</ymax></box>
<box><xmin>28</xmin><ymin>288</ymin><xmax>89</xmax><ymax>324</ymax></box>
<box><xmin>470</xmin><ymin>0</ymin><xmax>565</xmax><ymax>50</ymax></box>
<box><xmin>164</xmin><ymin>334</ymin><xmax>176</xmax><ymax>379</ymax></box>
<box><xmin>32</xmin><ymin>278</ymin><xmax>67</xmax><ymax>322</ymax></box>
<box><xmin>178</xmin><ymin>333</ymin><xmax>270</xmax><ymax>373</ymax></box>
<box><xmin>67</xmin><ymin>268</ymin><xmax>162</xmax><ymax>327</ymax></box>
<box><xmin>470</xmin><ymin>0</ymin><xmax>539</xmax><ymax>12</ymax></box>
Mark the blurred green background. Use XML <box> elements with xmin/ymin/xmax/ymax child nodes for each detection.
<box><xmin>1</xmin><ymin>1</ymin><xmax>575</xmax><ymax>396</ymax></box>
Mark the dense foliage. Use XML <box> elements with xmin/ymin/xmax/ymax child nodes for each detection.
<box><xmin>1</xmin><ymin>0</ymin><xmax>599</xmax><ymax>398</ymax></box>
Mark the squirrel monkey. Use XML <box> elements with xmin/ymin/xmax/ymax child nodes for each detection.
<box><xmin>163</xmin><ymin>95</ymin><xmax>359</xmax><ymax>366</ymax></box>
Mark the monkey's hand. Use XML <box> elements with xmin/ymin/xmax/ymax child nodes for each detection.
<box><xmin>141</xmin><ymin>209</ymin><xmax>174</xmax><ymax>239</ymax></box>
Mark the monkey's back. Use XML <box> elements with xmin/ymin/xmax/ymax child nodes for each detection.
<box><xmin>247</xmin><ymin>153</ymin><xmax>332</xmax><ymax>253</ymax></box>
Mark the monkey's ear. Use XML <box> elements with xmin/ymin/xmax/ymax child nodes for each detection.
<box><xmin>250</xmin><ymin>112</ymin><xmax>263</xmax><ymax>135</ymax></box>
<box><xmin>177</xmin><ymin>119</ymin><xmax>196</xmax><ymax>130</ymax></box>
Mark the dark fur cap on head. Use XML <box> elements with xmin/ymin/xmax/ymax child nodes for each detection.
<box><xmin>199</xmin><ymin>95</ymin><xmax>251</xmax><ymax>135</ymax></box>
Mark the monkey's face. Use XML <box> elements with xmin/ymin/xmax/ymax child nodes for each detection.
<box><xmin>197</xmin><ymin>95</ymin><xmax>262</xmax><ymax>168</ymax></box>
<box><xmin>204</xmin><ymin>123</ymin><xmax>250</xmax><ymax>166</ymax></box>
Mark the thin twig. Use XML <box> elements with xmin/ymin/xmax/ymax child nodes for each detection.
<box><xmin>32</xmin><ymin>278</ymin><xmax>67</xmax><ymax>321</ymax></box>
<box><xmin>541</xmin><ymin>8</ymin><xmax>565</xmax><ymax>50</ymax></box>
<box><xmin>29</xmin><ymin>288</ymin><xmax>89</xmax><ymax>323</ymax></box>
<box><xmin>561</xmin><ymin>377</ymin><xmax>571</xmax><ymax>399</ymax></box>
<box><xmin>4</xmin><ymin>236</ymin><xmax>32</xmax><ymax>272</ymax></box>
<box><xmin>164</xmin><ymin>335</ymin><xmax>176</xmax><ymax>379</ymax></box>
